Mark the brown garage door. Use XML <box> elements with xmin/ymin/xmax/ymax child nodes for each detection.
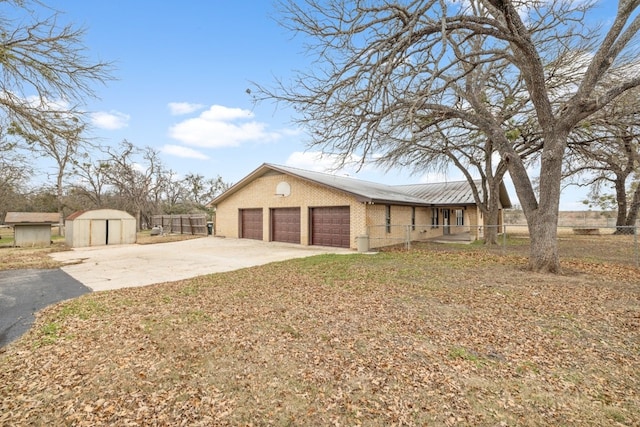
<box><xmin>240</xmin><ymin>209</ymin><xmax>263</xmax><ymax>240</ymax></box>
<box><xmin>271</xmin><ymin>207</ymin><xmax>300</xmax><ymax>244</ymax></box>
<box><xmin>311</xmin><ymin>206</ymin><xmax>350</xmax><ymax>248</ymax></box>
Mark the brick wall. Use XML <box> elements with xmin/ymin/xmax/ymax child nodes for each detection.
<box><xmin>215</xmin><ymin>169</ymin><xmax>487</xmax><ymax>250</ymax></box>
<box><xmin>366</xmin><ymin>205</ymin><xmax>481</xmax><ymax>248</ymax></box>
<box><xmin>214</xmin><ymin>171</ymin><xmax>367</xmax><ymax>248</ymax></box>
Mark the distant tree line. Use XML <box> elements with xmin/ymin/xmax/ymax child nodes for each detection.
<box><xmin>1</xmin><ymin>139</ymin><xmax>230</xmax><ymax>230</ymax></box>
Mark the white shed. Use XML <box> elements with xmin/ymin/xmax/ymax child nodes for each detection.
<box><xmin>65</xmin><ymin>209</ymin><xmax>137</xmax><ymax>248</ymax></box>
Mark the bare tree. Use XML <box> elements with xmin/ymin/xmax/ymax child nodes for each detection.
<box><xmin>68</xmin><ymin>151</ymin><xmax>111</xmax><ymax>209</ymax></box>
<box><xmin>69</xmin><ymin>150</ymin><xmax>233</xmax><ymax>222</ymax></box>
<box><xmin>182</xmin><ymin>173</ymin><xmax>230</xmax><ymax>208</ymax></box>
<box><xmin>159</xmin><ymin>170</ymin><xmax>188</xmax><ymax>215</ymax></box>
<box><xmin>566</xmin><ymin>87</ymin><xmax>640</xmax><ymax>232</ymax></box>
<box><xmin>0</xmin><ymin>0</ymin><xmax>112</xmax><ymax>222</ymax></box>
<box><xmin>100</xmin><ymin>140</ymin><xmax>167</xmax><ymax>230</ymax></box>
<box><xmin>0</xmin><ymin>136</ymin><xmax>32</xmax><ymax>222</ymax></box>
<box><xmin>375</xmin><ymin>20</ymin><xmax>547</xmax><ymax>246</ymax></box>
<box><xmin>0</xmin><ymin>0</ymin><xmax>112</xmax><ymax>141</ymax></box>
<box><xmin>160</xmin><ymin>172</ymin><xmax>231</xmax><ymax>216</ymax></box>
<box><xmin>380</xmin><ymin>124</ymin><xmax>511</xmax><ymax>245</ymax></box>
<box><xmin>12</xmin><ymin>114</ymin><xmax>87</xmax><ymax>233</ymax></box>
<box><xmin>255</xmin><ymin>0</ymin><xmax>640</xmax><ymax>273</ymax></box>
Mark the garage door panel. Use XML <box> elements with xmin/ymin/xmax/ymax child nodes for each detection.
<box><xmin>311</xmin><ymin>206</ymin><xmax>350</xmax><ymax>248</ymax></box>
<box><xmin>271</xmin><ymin>208</ymin><xmax>300</xmax><ymax>244</ymax></box>
<box><xmin>241</xmin><ymin>209</ymin><xmax>263</xmax><ymax>240</ymax></box>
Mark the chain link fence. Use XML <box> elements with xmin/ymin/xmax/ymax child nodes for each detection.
<box><xmin>366</xmin><ymin>223</ymin><xmax>639</xmax><ymax>267</ymax></box>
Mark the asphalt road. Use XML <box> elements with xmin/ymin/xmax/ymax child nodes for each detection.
<box><xmin>0</xmin><ymin>269</ymin><xmax>91</xmax><ymax>348</ymax></box>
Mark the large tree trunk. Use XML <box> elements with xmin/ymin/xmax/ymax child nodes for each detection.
<box><xmin>527</xmin><ymin>209</ymin><xmax>560</xmax><ymax>273</ymax></box>
<box><xmin>56</xmin><ymin>171</ymin><xmax>65</xmax><ymax>237</ymax></box>
<box><xmin>483</xmin><ymin>209</ymin><xmax>500</xmax><ymax>245</ymax></box>
<box><xmin>135</xmin><ymin>208</ymin><xmax>142</xmax><ymax>232</ymax></box>
<box><xmin>621</xmin><ymin>183</ymin><xmax>640</xmax><ymax>234</ymax></box>
<box><xmin>504</xmin><ymin>131</ymin><xmax>565</xmax><ymax>273</ymax></box>
<box><xmin>481</xmin><ymin>149</ymin><xmax>506</xmax><ymax>246</ymax></box>
<box><xmin>528</xmin><ymin>141</ymin><xmax>564</xmax><ymax>272</ymax></box>
<box><xmin>483</xmin><ymin>184</ymin><xmax>501</xmax><ymax>245</ymax></box>
<box><xmin>614</xmin><ymin>178</ymin><xmax>629</xmax><ymax>233</ymax></box>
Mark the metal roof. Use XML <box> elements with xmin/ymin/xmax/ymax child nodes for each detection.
<box><xmin>4</xmin><ymin>212</ymin><xmax>60</xmax><ymax>224</ymax></box>
<box><xmin>265</xmin><ymin>164</ymin><xmax>433</xmax><ymax>206</ymax></box>
<box><xmin>393</xmin><ymin>181</ymin><xmax>480</xmax><ymax>205</ymax></box>
<box><xmin>210</xmin><ymin>163</ymin><xmax>512</xmax><ymax>208</ymax></box>
<box><xmin>394</xmin><ymin>181</ymin><xmax>512</xmax><ymax>208</ymax></box>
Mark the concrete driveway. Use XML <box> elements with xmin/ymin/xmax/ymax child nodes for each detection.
<box><xmin>49</xmin><ymin>237</ymin><xmax>351</xmax><ymax>291</ymax></box>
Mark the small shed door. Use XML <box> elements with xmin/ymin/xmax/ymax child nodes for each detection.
<box><xmin>107</xmin><ymin>220</ymin><xmax>122</xmax><ymax>245</ymax></box>
<box><xmin>89</xmin><ymin>220</ymin><xmax>107</xmax><ymax>246</ymax></box>
<box><xmin>271</xmin><ymin>208</ymin><xmax>301</xmax><ymax>244</ymax></box>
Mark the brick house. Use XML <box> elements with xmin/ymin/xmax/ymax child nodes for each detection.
<box><xmin>210</xmin><ymin>163</ymin><xmax>511</xmax><ymax>250</ymax></box>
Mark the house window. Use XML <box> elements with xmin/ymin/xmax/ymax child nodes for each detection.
<box><xmin>456</xmin><ymin>209</ymin><xmax>464</xmax><ymax>226</ymax></box>
<box><xmin>411</xmin><ymin>207</ymin><xmax>416</xmax><ymax>231</ymax></box>
<box><xmin>385</xmin><ymin>205</ymin><xmax>391</xmax><ymax>233</ymax></box>
<box><xmin>431</xmin><ymin>208</ymin><xmax>439</xmax><ymax>228</ymax></box>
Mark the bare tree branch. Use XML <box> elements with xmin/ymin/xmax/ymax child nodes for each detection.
<box><xmin>254</xmin><ymin>0</ymin><xmax>640</xmax><ymax>272</ymax></box>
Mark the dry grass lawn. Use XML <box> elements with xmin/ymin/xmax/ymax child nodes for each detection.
<box><xmin>1</xmin><ymin>238</ymin><xmax>639</xmax><ymax>426</ymax></box>
<box><xmin>0</xmin><ymin>239</ymin><xmax>69</xmax><ymax>270</ymax></box>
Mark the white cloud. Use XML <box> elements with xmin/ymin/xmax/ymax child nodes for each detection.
<box><xmin>285</xmin><ymin>151</ymin><xmax>365</xmax><ymax>175</ymax></box>
<box><xmin>286</xmin><ymin>151</ymin><xmax>333</xmax><ymax>171</ymax></box>
<box><xmin>132</xmin><ymin>162</ymin><xmax>146</xmax><ymax>173</ymax></box>
<box><xmin>418</xmin><ymin>172</ymin><xmax>451</xmax><ymax>183</ymax></box>
<box><xmin>24</xmin><ymin>95</ymin><xmax>70</xmax><ymax>111</ymax></box>
<box><xmin>169</xmin><ymin>104</ymin><xmax>281</xmax><ymax>148</ymax></box>
<box><xmin>280</xmin><ymin>127</ymin><xmax>304</xmax><ymax>137</ymax></box>
<box><xmin>90</xmin><ymin>111</ymin><xmax>130</xmax><ymax>130</ymax></box>
<box><xmin>161</xmin><ymin>144</ymin><xmax>209</xmax><ymax>160</ymax></box>
<box><xmin>168</xmin><ymin>102</ymin><xmax>206</xmax><ymax>116</ymax></box>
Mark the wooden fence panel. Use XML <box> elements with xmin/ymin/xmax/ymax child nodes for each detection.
<box><xmin>151</xmin><ymin>215</ymin><xmax>207</xmax><ymax>235</ymax></box>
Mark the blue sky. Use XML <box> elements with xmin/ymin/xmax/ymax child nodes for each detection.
<box><xmin>33</xmin><ymin>1</ymin><xmax>620</xmax><ymax>210</ymax></box>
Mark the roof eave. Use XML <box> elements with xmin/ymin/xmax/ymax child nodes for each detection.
<box><xmin>210</xmin><ymin>163</ymin><xmax>383</xmax><ymax>206</ymax></box>
<box><xmin>499</xmin><ymin>183</ymin><xmax>513</xmax><ymax>209</ymax></box>
<box><xmin>367</xmin><ymin>198</ymin><xmax>434</xmax><ymax>207</ymax></box>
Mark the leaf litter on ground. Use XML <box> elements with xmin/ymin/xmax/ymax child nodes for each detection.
<box><xmin>0</xmin><ymin>246</ymin><xmax>639</xmax><ymax>426</ymax></box>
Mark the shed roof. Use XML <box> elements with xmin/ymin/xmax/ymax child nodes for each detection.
<box><xmin>66</xmin><ymin>209</ymin><xmax>136</xmax><ymax>221</ymax></box>
<box><xmin>4</xmin><ymin>212</ymin><xmax>60</xmax><ymax>224</ymax></box>
<box><xmin>210</xmin><ymin>163</ymin><xmax>512</xmax><ymax>208</ymax></box>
